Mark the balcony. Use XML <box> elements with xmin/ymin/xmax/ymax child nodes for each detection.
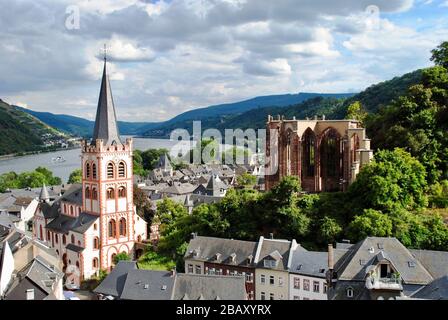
<box><xmin>365</xmin><ymin>276</ymin><xmax>403</xmax><ymax>291</ymax></box>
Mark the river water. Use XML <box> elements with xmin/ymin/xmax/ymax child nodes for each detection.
<box><xmin>0</xmin><ymin>137</ymin><xmax>194</xmax><ymax>183</ymax></box>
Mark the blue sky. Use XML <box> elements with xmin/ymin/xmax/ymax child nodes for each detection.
<box><xmin>0</xmin><ymin>0</ymin><xmax>447</xmax><ymax>122</ymax></box>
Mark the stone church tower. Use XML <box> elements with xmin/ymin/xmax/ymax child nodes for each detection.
<box><xmin>80</xmin><ymin>57</ymin><xmax>138</xmax><ymax>270</ymax></box>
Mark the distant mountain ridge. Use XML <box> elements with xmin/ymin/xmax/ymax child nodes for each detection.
<box><xmin>18</xmin><ymin>92</ymin><xmax>355</xmax><ymax>138</ymax></box>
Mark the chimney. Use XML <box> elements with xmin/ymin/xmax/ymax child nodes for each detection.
<box><xmin>328</xmin><ymin>244</ymin><xmax>334</xmax><ymax>270</ymax></box>
<box><xmin>269</xmin><ymin>233</ymin><xmax>274</xmax><ymax>240</ymax></box>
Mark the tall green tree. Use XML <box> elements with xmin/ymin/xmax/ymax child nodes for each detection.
<box><xmin>431</xmin><ymin>41</ymin><xmax>448</xmax><ymax>68</ymax></box>
<box><xmin>68</xmin><ymin>169</ymin><xmax>82</xmax><ymax>184</ymax></box>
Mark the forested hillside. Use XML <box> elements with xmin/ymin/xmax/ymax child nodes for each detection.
<box><xmin>0</xmin><ymin>99</ymin><xmax>66</xmax><ymax>155</ymax></box>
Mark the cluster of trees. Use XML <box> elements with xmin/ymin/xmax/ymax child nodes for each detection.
<box><xmin>365</xmin><ymin>42</ymin><xmax>448</xmax><ymax>183</ymax></box>
<box><xmin>133</xmin><ymin>148</ymin><xmax>169</xmax><ymax>176</ymax></box>
<box><xmin>153</xmin><ymin>147</ymin><xmax>448</xmax><ymax>271</ymax></box>
<box><xmin>0</xmin><ymin>167</ymin><xmax>61</xmax><ymax>192</ymax></box>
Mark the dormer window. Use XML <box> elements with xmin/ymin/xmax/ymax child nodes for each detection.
<box><xmin>247</xmin><ymin>255</ymin><xmax>253</xmax><ymax>265</ymax></box>
<box><xmin>214</xmin><ymin>253</ymin><xmax>222</xmax><ymax>262</ymax></box>
<box><xmin>368</xmin><ymin>247</ymin><xmax>374</xmax><ymax>254</ymax></box>
<box><xmin>264</xmin><ymin>259</ymin><xmax>278</xmax><ymax>268</ymax></box>
<box><xmin>346</xmin><ymin>287</ymin><xmax>354</xmax><ymax>298</ymax></box>
<box><xmin>408</xmin><ymin>261</ymin><xmax>416</xmax><ymax>268</ymax></box>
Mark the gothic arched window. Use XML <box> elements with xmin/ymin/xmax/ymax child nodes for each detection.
<box><xmin>118</xmin><ymin>161</ymin><xmax>126</xmax><ymax>178</ymax></box>
<box><xmin>107</xmin><ymin>188</ymin><xmax>115</xmax><ymax>199</ymax></box>
<box><xmin>86</xmin><ymin>163</ymin><xmax>91</xmax><ymax>179</ymax></box>
<box><xmin>119</xmin><ymin>218</ymin><xmax>127</xmax><ymax>236</ymax></box>
<box><xmin>118</xmin><ymin>187</ymin><xmax>126</xmax><ymax>198</ymax></box>
<box><xmin>39</xmin><ymin>225</ymin><xmax>43</xmax><ymax>240</ymax></box>
<box><xmin>107</xmin><ymin>162</ymin><xmax>115</xmax><ymax>179</ymax></box>
<box><xmin>92</xmin><ymin>163</ymin><xmax>97</xmax><ymax>179</ymax></box>
<box><xmin>70</xmin><ymin>206</ymin><xmax>74</xmax><ymax>215</ymax></box>
<box><xmin>302</xmin><ymin>129</ymin><xmax>316</xmax><ymax>177</ymax></box>
<box><xmin>62</xmin><ymin>235</ymin><xmax>66</xmax><ymax>245</ymax></box>
<box><xmin>71</xmin><ymin>234</ymin><xmax>75</xmax><ymax>244</ymax></box>
<box><xmin>320</xmin><ymin>128</ymin><xmax>341</xmax><ymax>178</ymax></box>
<box><xmin>109</xmin><ymin>219</ymin><xmax>116</xmax><ymax>238</ymax></box>
<box><xmin>85</xmin><ymin>186</ymin><xmax>91</xmax><ymax>199</ymax></box>
<box><xmin>92</xmin><ymin>188</ymin><xmax>98</xmax><ymax>200</ymax></box>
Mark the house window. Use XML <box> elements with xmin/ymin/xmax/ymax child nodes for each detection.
<box><xmin>39</xmin><ymin>225</ymin><xmax>43</xmax><ymax>240</ymax></box>
<box><xmin>107</xmin><ymin>162</ymin><xmax>115</xmax><ymax>179</ymax></box>
<box><xmin>261</xmin><ymin>275</ymin><xmax>266</xmax><ymax>284</ymax></box>
<box><xmin>188</xmin><ymin>264</ymin><xmax>194</xmax><ymax>273</ymax></box>
<box><xmin>279</xmin><ymin>277</ymin><xmax>284</xmax><ymax>287</ymax></box>
<box><xmin>303</xmin><ymin>279</ymin><xmax>310</xmax><ymax>291</ymax></box>
<box><xmin>269</xmin><ymin>293</ymin><xmax>274</xmax><ymax>300</ymax></box>
<box><xmin>261</xmin><ymin>292</ymin><xmax>266</xmax><ymax>300</ymax></box>
<box><xmin>94</xmin><ymin>223</ymin><xmax>97</xmax><ymax>231</ymax></box>
<box><xmin>108</xmin><ymin>219</ymin><xmax>116</xmax><ymax>238</ymax></box>
<box><xmin>324</xmin><ymin>284</ymin><xmax>328</xmax><ymax>294</ymax></box>
<box><xmin>294</xmin><ymin>296</ymin><xmax>300</xmax><ymax>300</ymax></box>
<box><xmin>119</xmin><ymin>218</ymin><xmax>127</xmax><ymax>236</ymax></box>
<box><xmin>294</xmin><ymin>277</ymin><xmax>300</xmax><ymax>289</ymax></box>
<box><xmin>55</xmin><ymin>234</ymin><xmax>58</xmax><ymax>244</ymax></box>
<box><xmin>313</xmin><ymin>281</ymin><xmax>320</xmax><ymax>293</ymax></box>
<box><xmin>269</xmin><ymin>275</ymin><xmax>275</xmax><ymax>285</ymax></box>
<box><xmin>107</xmin><ymin>188</ymin><xmax>115</xmax><ymax>199</ymax></box>
<box><xmin>346</xmin><ymin>287</ymin><xmax>354</xmax><ymax>298</ymax></box>
<box><xmin>195</xmin><ymin>265</ymin><xmax>201</xmax><ymax>274</ymax></box>
<box><xmin>118</xmin><ymin>162</ymin><xmax>126</xmax><ymax>178</ymax></box>
<box><xmin>245</xmin><ymin>273</ymin><xmax>253</xmax><ymax>282</ymax></box>
<box><xmin>47</xmin><ymin>230</ymin><xmax>50</xmax><ymax>241</ymax></box>
<box><xmin>118</xmin><ymin>187</ymin><xmax>126</xmax><ymax>198</ymax></box>
<box><xmin>62</xmin><ymin>235</ymin><xmax>66</xmax><ymax>245</ymax></box>
<box><xmin>70</xmin><ymin>206</ymin><xmax>74</xmax><ymax>215</ymax></box>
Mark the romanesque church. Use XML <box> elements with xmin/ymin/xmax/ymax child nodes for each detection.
<box><xmin>34</xmin><ymin>57</ymin><xmax>147</xmax><ymax>286</ymax></box>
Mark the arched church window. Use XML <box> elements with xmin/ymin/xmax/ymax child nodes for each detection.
<box><xmin>93</xmin><ymin>258</ymin><xmax>98</xmax><ymax>269</ymax></box>
<box><xmin>86</xmin><ymin>163</ymin><xmax>91</xmax><ymax>179</ymax></box>
<box><xmin>118</xmin><ymin>187</ymin><xmax>126</xmax><ymax>198</ymax></box>
<box><xmin>109</xmin><ymin>219</ymin><xmax>116</xmax><ymax>238</ymax></box>
<box><xmin>55</xmin><ymin>234</ymin><xmax>58</xmax><ymax>244</ymax></box>
<box><xmin>62</xmin><ymin>235</ymin><xmax>66</xmax><ymax>245</ymax></box>
<box><xmin>92</xmin><ymin>187</ymin><xmax>98</xmax><ymax>200</ymax></box>
<box><xmin>302</xmin><ymin>129</ymin><xmax>316</xmax><ymax>177</ymax></box>
<box><xmin>71</xmin><ymin>234</ymin><xmax>75</xmax><ymax>244</ymax></box>
<box><xmin>92</xmin><ymin>163</ymin><xmax>97</xmax><ymax>179</ymax></box>
<box><xmin>70</xmin><ymin>206</ymin><xmax>74</xmax><ymax>215</ymax></box>
<box><xmin>119</xmin><ymin>218</ymin><xmax>127</xmax><ymax>236</ymax></box>
<box><xmin>107</xmin><ymin>162</ymin><xmax>115</xmax><ymax>179</ymax></box>
<box><xmin>321</xmin><ymin>128</ymin><xmax>341</xmax><ymax>178</ymax></box>
<box><xmin>93</xmin><ymin>237</ymin><xmax>99</xmax><ymax>249</ymax></box>
<box><xmin>85</xmin><ymin>186</ymin><xmax>91</xmax><ymax>199</ymax></box>
<box><xmin>118</xmin><ymin>161</ymin><xmax>126</xmax><ymax>178</ymax></box>
<box><xmin>107</xmin><ymin>188</ymin><xmax>115</xmax><ymax>199</ymax></box>
<box><xmin>39</xmin><ymin>225</ymin><xmax>43</xmax><ymax>240</ymax></box>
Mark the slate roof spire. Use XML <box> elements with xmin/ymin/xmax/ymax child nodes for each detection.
<box><xmin>91</xmin><ymin>53</ymin><xmax>122</xmax><ymax>146</ymax></box>
<box><xmin>39</xmin><ymin>183</ymin><xmax>50</xmax><ymax>203</ymax></box>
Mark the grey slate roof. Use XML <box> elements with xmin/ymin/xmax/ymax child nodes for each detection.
<box><xmin>39</xmin><ymin>184</ymin><xmax>50</xmax><ymax>202</ymax></box>
<box><xmin>412</xmin><ymin>275</ymin><xmax>448</xmax><ymax>300</ymax></box>
<box><xmin>185</xmin><ymin>236</ymin><xmax>258</xmax><ymax>267</ymax></box>
<box><xmin>120</xmin><ymin>269</ymin><xmax>175</xmax><ymax>300</ymax></box>
<box><xmin>91</xmin><ymin>59</ymin><xmax>122</xmax><ymax>146</ymax></box>
<box><xmin>290</xmin><ymin>246</ymin><xmax>328</xmax><ymax>278</ymax></box>
<box><xmin>93</xmin><ymin>261</ymin><xmax>138</xmax><ymax>297</ymax></box>
<box><xmin>46</xmin><ymin>212</ymin><xmax>98</xmax><ymax>234</ymax></box>
<box><xmin>66</xmin><ymin>243</ymin><xmax>85</xmax><ymax>253</ymax></box>
<box><xmin>410</xmin><ymin>249</ymin><xmax>448</xmax><ymax>279</ymax></box>
<box><xmin>157</xmin><ymin>154</ymin><xmax>172</xmax><ymax>171</ymax></box>
<box><xmin>172</xmin><ymin>274</ymin><xmax>246</xmax><ymax>300</ymax></box>
<box><xmin>336</xmin><ymin>237</ymin><xmax>433</xmax><ymax>285</ymax></box>
<box><xmin>59</xmin><ymin>184</ymin><xmax>82</xmax><ymax>206</ymax></box>
<box><xmin>256</xmin><ymin>238</ymin><xmax>291</xmax><ymax>271</ymax></box>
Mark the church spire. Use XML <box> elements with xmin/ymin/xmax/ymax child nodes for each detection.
<box><xmin>91</xmin><ymin>52</ymin><xmax>122</xmax><ymax>146</ymax></box>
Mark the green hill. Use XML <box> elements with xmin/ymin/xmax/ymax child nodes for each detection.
<box><xmin>0</xmin><ymin>99</ymin><xmax>68</xmax><ymax>156</ymax></box>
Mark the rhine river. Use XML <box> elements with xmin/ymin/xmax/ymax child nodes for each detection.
<box><xmin>0</xmin><ymin>137</ymin><xmax>195</xmax><ymax>183</ymax></box>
